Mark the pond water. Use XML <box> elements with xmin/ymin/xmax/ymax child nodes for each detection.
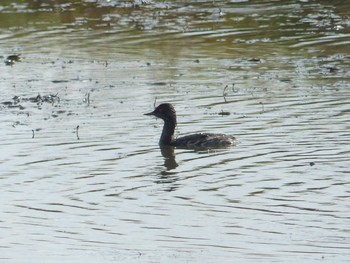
<box><xmin>1</xmin><ymin>0</ymin><xmax>350</xmax><ymax>262</ymax></box>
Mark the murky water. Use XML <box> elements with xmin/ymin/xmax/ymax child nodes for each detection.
<box><xmin>1</xmin><ymin>1</ymin><xmax>350</xmax><ymax>262</ymax></box>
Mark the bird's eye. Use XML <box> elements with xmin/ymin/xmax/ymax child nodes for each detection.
<box><xmin>158</xmin><ymin>107</ymin><xmax>163</xmax><ymax>113</ymax></box>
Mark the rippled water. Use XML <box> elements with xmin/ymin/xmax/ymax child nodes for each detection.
<box><xmin>1</xmin><ymin>1</ymin><xmax>350</xmax><ymax>262</ymax></box>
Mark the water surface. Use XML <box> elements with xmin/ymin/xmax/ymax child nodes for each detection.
<box><xmin>1</xmin><ymin>1</ymin><xmax>350</xmax><ymax>262</ymax></box>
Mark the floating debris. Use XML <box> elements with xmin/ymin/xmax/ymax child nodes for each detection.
<box><xmin>13</xmin><ymin>96</ymin><xmax>21</xmax><ymax>104</ymax></box>
<box><xmin>2</xmin><ymin>101</ymin><xmax>14</xmax><ymax>106</ymax></box>
<box><xmin>76</xmin><ymin>125</ymin><xmax>80</xmax><ymax>140</ymax></box>
<box><xmin>147</xmin><ymin>82</ymin><xmax>168</xmax><ymax>86</ymax></box>
<box><xmin>248</xmin><ymin>58</ymin><xmax>262</xmax><ymax>63</ymax></box>
<box><xmin>52</xmin><ymin>80</ymin><xmax>69</xmax><ymax>83</ymax></box>
<box><xmin>322</xmin><ymin>65</ymin><xmax>340</xmax><ymax>73</ymax></box>
<box><xmin>223</xmin><ymin>84</ymin><xmax>235</xmax><ymax>102</ymax></box>
<box><xmin>2</xmin><ymin>102</ymin><xmax>25</xmax><ymax>110</ymax></box>
<box><xmin>2</xmin><ymin>93</ymin><xmax>60</xmax><ymax>109</ymax></box>
<box><xmin>5</xmin><ymin>54</ymin><xmax>21</xmax><ymax>65</ymax></box>
<box><xmin>28</xmin><ymin>94</ymin><xmax>43</xmax><ymax>103</ymax></box>
<box><xmin>83</xmin><ymin>93</ymin><xmax>90</xmax><ymax>105</ymax></box>
<box><xmin>30</xmin><ymin>93</ymin><xmax>60</xmax><ymax>104</ymax></box>
<box><xmin>2</xmin><ymin>96</ymin><xmax>24</xmax><ymax>109</ymax></box>
<box><xmin>218</xmin><ymin>110</ymin><xmax>231</xmax><ymax>116</ymax></box>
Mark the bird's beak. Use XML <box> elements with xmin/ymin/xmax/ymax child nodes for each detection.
<box><xmin>144</xmin><ymin>109</ymin><xmax>155</xmax><ymax>116</ymax></box>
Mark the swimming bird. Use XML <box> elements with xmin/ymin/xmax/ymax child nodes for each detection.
<box><xmin>145</xmin><ymin>103</ymin><xmax>235</xmax><ymax>148</ymax></box>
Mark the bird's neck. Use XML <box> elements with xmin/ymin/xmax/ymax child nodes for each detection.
<box><xmin>159</xmin><ymin>120</ymin><xmax>176</xmax><ymax>145</ymax></box>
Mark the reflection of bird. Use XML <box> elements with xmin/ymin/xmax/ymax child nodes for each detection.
<box><xmin>145</xmin><ymin>103</ymin><xmax>235</xmax><ymax>148</ymax></box>
<box><xmin>160</xmin><ymin>145</ymin><xmax>178</xmax><ymax>170</ymax></box>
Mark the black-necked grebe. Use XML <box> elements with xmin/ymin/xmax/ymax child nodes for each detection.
<box><xmin>145</xmin><ymin>103</ymin><xmax>235</xmax><ymax>148</ymax></box>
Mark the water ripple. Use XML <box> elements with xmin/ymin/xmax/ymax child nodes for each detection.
<box><xmin>1</xmin><ymin>1</ymin><xmax>350</xmax><ymax>262</ymax></box>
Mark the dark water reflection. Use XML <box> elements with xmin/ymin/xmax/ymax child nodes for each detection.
<box><xmin>1</xmin><ymin>0</ymin><xmax>350</xmax><ymax>262</ymax></box>
<box><xmin>159</xmin><ymin>145</ymin><xmax>178</xmax><ymax>171</ymax></box>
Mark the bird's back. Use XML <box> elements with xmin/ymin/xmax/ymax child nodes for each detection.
<box><xmin>173</xmin><ymin>133</ymin><xmax>235</xmax><ymax>148</ymax></box>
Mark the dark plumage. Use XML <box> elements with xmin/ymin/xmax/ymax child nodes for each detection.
<box><xmin>145</xmin><ymin>103</ymin><xmax>235</xmax><ymax>148</ymax></box>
